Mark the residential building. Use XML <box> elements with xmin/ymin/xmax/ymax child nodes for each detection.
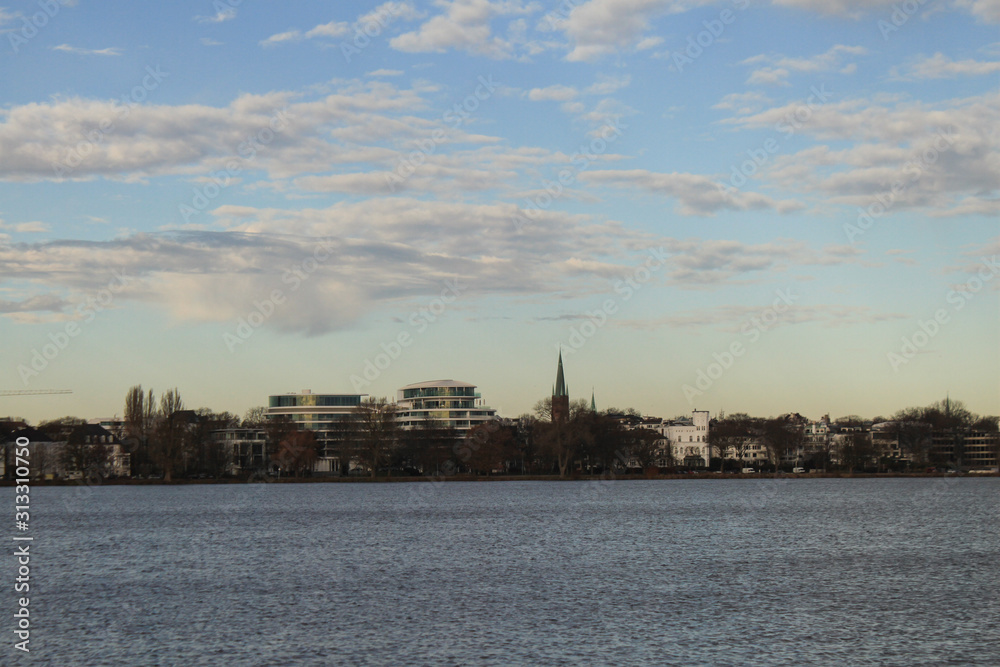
<box><xmin>396</xmin><ymin>380</ymin><xmax>497</xmax><ymax>437</ymax></box>
<box><xmin>643</xmin><ymin>411</ymin><xmax>711</xmax><ymax>467</ymax></box>
<box><xmin>267</xmin><ymin>390</ymin><xmax>365</xmax><ymax>473</ymax></box>
<box><xmin>211</xmin><ymin>428</ymin><xmax>267</xmax><ymax>474</ymax></box>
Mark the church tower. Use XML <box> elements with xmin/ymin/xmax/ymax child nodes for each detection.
<box><xmin>552</xmin><ymin>349</ymin><xmax>569</xmax><ymax>423</ymax></box>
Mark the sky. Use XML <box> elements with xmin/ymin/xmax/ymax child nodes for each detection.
<box><xmin>0</xmin><ymin>0</ymin><xmax>997</xmax><ymax>424</ymax></box>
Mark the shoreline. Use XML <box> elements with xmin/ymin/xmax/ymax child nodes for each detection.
<box><xmin>2</xmin><ymin>471</ymin><xmax>996</xmax><ymax>487</ymax></box>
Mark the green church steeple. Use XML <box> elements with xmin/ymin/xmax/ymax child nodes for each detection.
<box><xmin>554</xmin><ymin>349</ymin><xmax>568</xmax><ymax>397</ymax></box>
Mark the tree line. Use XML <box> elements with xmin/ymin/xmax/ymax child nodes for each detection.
<box><xmin>10</xmin><ymin>391</ymin><xmax>997</xmax><ymax>480</ymax></box>
<box><xmin>708</xmin><ymin>399</ymin><xmax>999</xmax><ymax>473</ymax></box>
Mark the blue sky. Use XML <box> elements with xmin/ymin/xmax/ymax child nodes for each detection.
<box><xmin>0</xmin><ymin>0</ymin><xmax>997</xmax><ymax>423</ymax></box>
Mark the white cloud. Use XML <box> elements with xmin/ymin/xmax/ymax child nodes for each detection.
<box><xmin>0</xmin><ymin>203</ymin><xmax>653</xmax><ymax>332</ymax></box>
<box><xmin>0</xmin><ymin>8</ymin><xmax>20</xmax><ymax>26</ymax></box>
<box><xmin>635</xmin><ymin>35</ymin><xmax>663</xmax><ymax>50</ymax></box>
<box><xmin>367</xmin><ymin>69</ymin><xmax>405</xmax><ymax>76</ymax></box>
<box><xmin>743</xmin><ymin>44</ymin><xmax>868</xmax><ymax>86</ymax></box>
<box><xmin>0</xmin><ymin>82</ymin><xmax>442</xmax><ymax>183</ymax></box>
<box><xmin>747</xmin><ymin>68</ymin><xmax>792</xmax><ymax>87</ymax></box>
<box><xmin>528</xmin><ymin>84</ymin><xmax>579</xmax><ymax>101</ymax></box>
<box><xmin>51</xmin><ymin>44</ymin><xmax>123</xmax><ymax>56</ymax></box>
<box><xmin>769</xmin><ymin>0</ymin><xmax>898</xmax><ymax>18</ymax></box>
<box><xmin>562</xmin><ymin>0</ymin><xmax>711</xmax><ymax>62</ymax></box>
<box><xmin>893</xmin><ymin>52</ymin><xmax>1000</xmax><ymax>79</ymax></box>
<box><xmin>0</xmin><ymin>219</ymin><xmax>49</xmax><ymax>233</ymax></box>
<box><xmin>195</xmin><ymin>8</ymin><xmax>236</xmax><ymax>23</ymax></box>
<box><xmin>0</xmin><ymin>211</ymin><xmax>870</xmax><ymax>333</ymax></box>
<box><xmin>953</xmin><ymin>0</ymin><xmax>1000</xmax><ymax>22</ymax></box>
<box><xmin>616</xmin><ymin>303</ymin><xmax>905</xmax><ymax>331</ymax></box>
<box><xmin>259</xmin><ymin>30</ymin><xmax>302</xmax><ymax>47</ymax></box>
<box><xmin>200</xmin><ymin>38</ymin><xmax>224</xmax><ymax>46</ymax></box>
<box><xmin>713</xmin><ymin>91</ymin><xmax>772</xmax><ymax>114</ymax></box>
<box><xmin>304</xmin><ymin>21</ymin><xmax>350</xmax><ymax>39</ymax></box>
<box><xmin>263</xmin><ymin>3</ymin><xmax>424</xmax><ymax>49</ymax></box>
<box><xmin>725</xmin><ymin>92</ymin><xmax>1000</xmax><ymax>215</ymax></box>
<box><xmin>581</xmin><ymin>169</ymin><xmax>805</xmax><ymax>216</ymax></box>
<box><xmin>390</xmin><ymin>0</ymin><xmax>539</xmax><ymax>59</ymax></box>
<box><xmin>771</xmin><ymin>0</ymin><xmax>1000</xmax><ymax>21</ymax></box>
<box><xmin>13</xmin><ymin>221</ymin><xmax>49</xmax><ymax>233</ymax></box>
<box><xmin>585</xmin><ymin>73</ymin><xmax>631</xmax><ymax>95</ymax></box>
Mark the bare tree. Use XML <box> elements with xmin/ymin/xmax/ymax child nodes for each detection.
<box><xmin>124</xmin><ymin>385</ymin><xmax>156</xmax><ymax>477</ymax></box>
<box><xmin>399</xmin><ymin>419</ymin><xmax>456</xmax><ymax>475</ymax></box>
<box><xmin>761</xmin><ymin>417</ymin><xmax>804</xmax><ymax>472</ymax></box>
<box><xmin>837</xmin><ymin>431</ymin><xmax>875</xmax><ymax>472</ymax></box>
<box><xmin>274</xmin><ymin>430</ymin><xmax>318</xmax><ymax>478</ymax></box>
<box><xmin>627</xmin><ymin>428</ymin><xmax>661</xmax><ymax>471</ymax></box>
<box><xmin>242</xmin><ymin>406</ymin><xmax>267</xmax><ymax>429</ymax></box>
<box><xmin>150</xmin><ymin>388</ymin><xmax>185</xmax><ymax>482</ymax></box>
<box><xmin>535</xmin><ymin>406</ymin><xmax>591</xmax><ymax>478</ymax></box>
<box><xmin>36</xmin><ymin>416</ymin><xmax>87</xmax><ymax>443</ymax></box>
<box><xmin>464</xmin><ymin>422</ymin><xmax>514</xmax><ymax>475</ymax></box>
<box><xmin>533</xmin><ymin>397</ymin><xmax>552</xmax><ymax>421</ymax></box>
<box><xmin>60</xmin><ymin>427</ymin><xmax>110</xmax><ymax>478</ymax></box>
<box><xmin>708</xmin><ymin>414</ymin><xmax>753</xmax><ymax>472</ymax></box>
<box><xmin>264</xmin><ymin>415</ymin><xmax>295</xmax><ymax>471</ymax></box>
<box><xmin>349</xmin><ymin>397</ymin><xmax>399</xmax><ymax>477</ymax></box>
<box><xmin>709</xmin><ymin>413</ymin><xmax>757</xmax><ymax>471</ymax></box>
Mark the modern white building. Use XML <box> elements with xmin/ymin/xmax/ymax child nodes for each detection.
<box><xmin>267</xmin><ymin>390</ymin><xmax>366</xmax><ymax>473</ymax></box>
<box><xmin>395</xmin><ymin>380</ymin><xmax>497</xmax><ymax>437</ymax></box>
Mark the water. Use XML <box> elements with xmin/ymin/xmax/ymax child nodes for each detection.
<box><xmin>2</xmin><ymin>478</ymin><xmax>998</xmax><ymax>665</ymax></box>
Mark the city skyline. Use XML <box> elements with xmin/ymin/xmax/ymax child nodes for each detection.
<box><xmin>1</xmin><ymin>0</ymin><xmax>998</xmax><ymax>424</ymax></box>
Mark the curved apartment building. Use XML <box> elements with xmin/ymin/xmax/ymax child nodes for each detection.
<box><xmin>396</xmin><ymin>380</ymin><xmax>497</xmax><ymax>435</ymax></box>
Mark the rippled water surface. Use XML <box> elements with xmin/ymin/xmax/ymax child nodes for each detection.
<box><xmin>3</xmin><ymin>478</ymin><xmax>998</xmax><ymax>665</ymax></box>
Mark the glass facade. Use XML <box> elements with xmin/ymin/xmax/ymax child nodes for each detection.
<box><xmin>269</xmin><ymin>395</ymin><xmax>362</xmax><ymax>408</ymax></box>
<box><xmin>401</xmin><ymin>387</ymin><xmax>480</xmax><ymax>399</ymax></box>
<box><xmin>395</xmin><ymin>382</ymin><xmax>497</xmax><ymax>436</ymax></box>
<box><xmin>266</xmin><ymin>392</ymin><xmax>367</xmax><ymax>472</ymax></box>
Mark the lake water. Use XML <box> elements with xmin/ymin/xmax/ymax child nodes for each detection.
<box><xmin>2</xmin><ymin>478</ymin><xmax>998</xmax><ymax>665</ymax></box>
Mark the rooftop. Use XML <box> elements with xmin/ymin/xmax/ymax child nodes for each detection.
<box><xmin>399</xmin><ymin>380</ymin><xmax>477</xmax><ymax>390</ymax></box>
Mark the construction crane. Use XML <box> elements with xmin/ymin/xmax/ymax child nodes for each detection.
<box><xmin>0</xmin><ymin>390</ymin><xmax>73</xmax><ymax>397</ymax></box>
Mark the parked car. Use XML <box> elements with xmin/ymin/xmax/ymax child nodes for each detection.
<box><xmin>792</xmin><ymin>467</ymin><xmax>806</xmax><ymax>474</ymax></box>
<box><xmin>741</xmin><ymin>467</ymin><xmax>755</xmax><ymax>474</ymax></box>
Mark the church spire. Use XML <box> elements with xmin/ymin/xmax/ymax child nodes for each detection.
<box><xmin>590</xmin><ymin>387</ymin><xmax>596</xmax><ymax>412</ymax></box>
<box><xmin>551</xmin><ymin>349</ymin><xmax>570</xmax><ymax>423</ymax></box>
<box><xmin>554</xmin><ymin>349</ymin><xmax>568</xmax><ymax>397</ymax></box>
